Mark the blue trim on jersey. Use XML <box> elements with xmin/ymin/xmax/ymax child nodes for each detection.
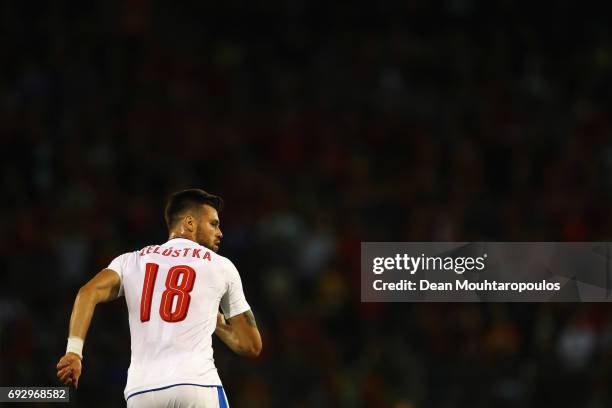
<box><xmin>217</xmin><ymin>386</ymin><xmax>228</xmax><ymax>408</ymax></box>
<box><xmin>126</xmin><ymin>383</ymin><xmax>224</xmax><ymax>401</ymax></box>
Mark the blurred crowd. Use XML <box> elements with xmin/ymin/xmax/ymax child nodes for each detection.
<box><xmin>2</xmin><ymin>0</ymin><xmax>612</xmax><ymax>407</ymax></box>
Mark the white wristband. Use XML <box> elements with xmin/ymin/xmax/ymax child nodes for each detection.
<box><xmin>66</xmin><ymin>336</ymin><xmax>84</xmax><ymax>359</ymax></box>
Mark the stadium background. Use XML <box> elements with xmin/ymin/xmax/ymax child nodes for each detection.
<box><xmin>2</xmin><ymin>1</ymin><xmax>612</xmax><ymax>407</ymax></box>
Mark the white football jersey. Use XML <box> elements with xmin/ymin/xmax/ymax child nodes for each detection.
<box><xmin>107</xmin><ymin>238</ymin><xmax>251</xmax><ymax>401</ymax></box>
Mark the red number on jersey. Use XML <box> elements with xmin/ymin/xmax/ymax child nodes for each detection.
<box><xmin>159</xmin><ymin>265</ymin><xmax>196</xmax><ymax>322</ymax></box>
<box><xmin>140</xmin><ymin>263</ymin><xmax>159</xmax><ymax>322</ymax></box>
<box><xmin>140</xmin><ymin>263</ymin><xmax>196</xmax><ymax>323</ymax></box>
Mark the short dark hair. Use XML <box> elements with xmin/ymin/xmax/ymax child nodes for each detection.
<box><xmin>164</xmin><ymin>189</ymin><xmax>224</xmax><ymax>230</ymax></box>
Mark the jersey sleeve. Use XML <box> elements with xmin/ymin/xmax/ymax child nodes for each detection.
<box><xmin>219</xmin><ymin>258</ymin><xmax>251</xmax><ymax>319</ymax></box>
<box><xmin>107</xmin><ymin>253</ymin><xmax>128</xmax><ymax>298</ymax></box>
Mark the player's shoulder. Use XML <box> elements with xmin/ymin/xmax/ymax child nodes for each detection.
<box><xmin>106</xmin><ymin>248</ymin><xmax>141</xmax><ymax>276</ymax></box>
<box><xmin>112</xmin><ymin>249</ymin><xmax>139</xmax><ymax>262</ymax></box>
<box><xmin>202</xmin><ymin>249</ymin><xmax>240</xmax><ymax>275</ymax></box>
<box><xmin>206</xmin><ymin>249</ymin><xmax>233</xmax><ymax>267</ymax></box>
<box><xmin>123</xmin><ymin>247</ymin><xmax>146</xmax><ymax>266</ymax></box>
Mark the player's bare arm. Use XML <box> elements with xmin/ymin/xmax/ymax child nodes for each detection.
<box><xmin>215</xmin><ymin>310</ymin><xmax>262</xmax><ymax>358</ymax></box>
<box><xmin>56</xmin><ymin>269</ymin><xmax>121</xmax><ymax>388</ymax></box>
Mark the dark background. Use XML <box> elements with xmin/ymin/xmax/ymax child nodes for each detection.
<box><xmin>2</xmin><ymin>1</ymin><xmax>612</xmax><ymax>407</ymax></box>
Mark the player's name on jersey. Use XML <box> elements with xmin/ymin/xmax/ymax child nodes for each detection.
<box><xmin>139</xmin><ymin>245</ymin><xmax>212</xmax><ymax>260</ymax></box>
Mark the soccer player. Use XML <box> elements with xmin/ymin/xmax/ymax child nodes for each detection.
<box><xmin>56</xmin><ymin>189</ymin><xmax>262</xmax><ymax>407</ymax></box>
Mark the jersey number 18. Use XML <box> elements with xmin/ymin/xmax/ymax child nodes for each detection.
<box><xmin>140</xmin><ymin>263</ymin><xmax>196</xmax><ymax>323</ymax></box>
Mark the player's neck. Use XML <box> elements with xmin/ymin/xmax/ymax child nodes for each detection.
<box><xmin>168</xmin><ymin>233</ymin><xmax>195</xmax><ymax>242</ymax></box>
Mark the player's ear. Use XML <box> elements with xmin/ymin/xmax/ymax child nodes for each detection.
<box><xmin>184</xmin><ymin>215</ymin><xmax>195</xmax><ymax>232</ymax></box>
